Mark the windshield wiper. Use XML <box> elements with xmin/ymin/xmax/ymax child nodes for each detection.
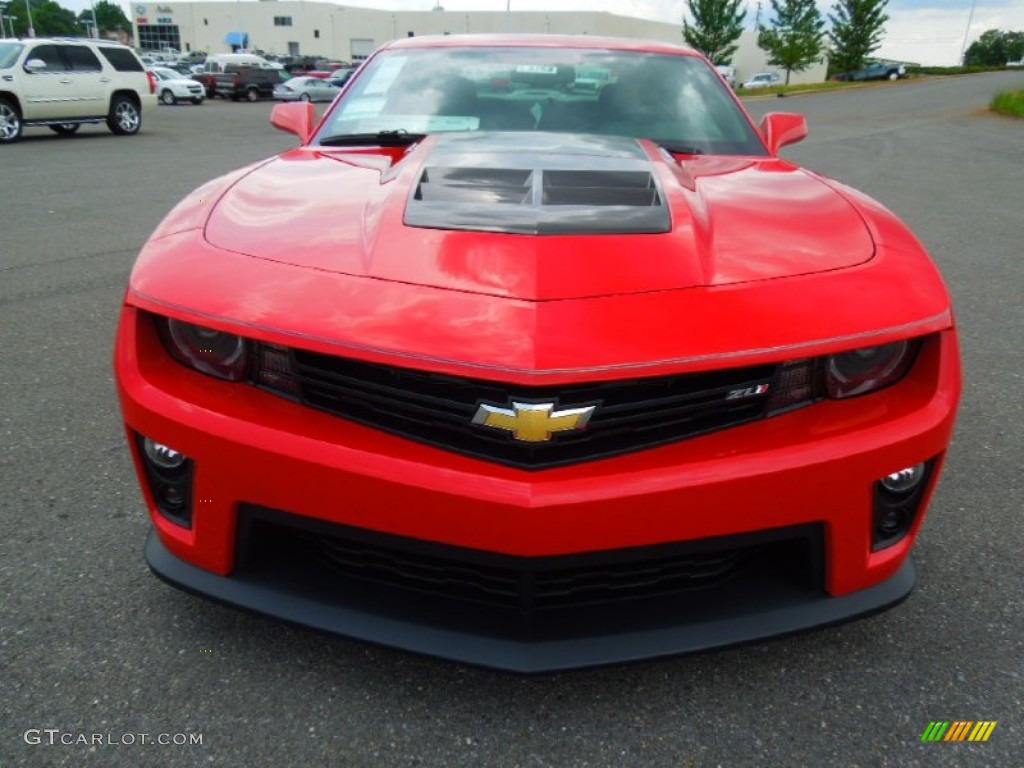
<box><xmin>318</xmin><ymin>130</ymin><xmax>427</xmax><ymax>147</ymax></box>
<box><xmin>656</xmin><ymin>141</ymin><xmax>705</xmax><ymax>155</ymax></box>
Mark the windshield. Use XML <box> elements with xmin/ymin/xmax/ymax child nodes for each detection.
<box><xmin>316</xmin><ymin>46</ymin><xmax>766</xmax><ymax>156</ymax></box>
<box><xmin>0</xmin><ymin>42</ymin><xmax>23</xmax><ymax>70</ymax></box>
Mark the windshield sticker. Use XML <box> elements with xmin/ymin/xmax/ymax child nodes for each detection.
<box><xmin>335</xmin><ymin>114</ymin><xmax>481</xmax><ymax>133</ymax></box>
<box><xmin>514</xmin><ymin>64</ymin><xmax>558</xmax><ymax>75</ymax></box>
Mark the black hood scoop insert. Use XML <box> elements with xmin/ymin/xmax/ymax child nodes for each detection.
<box><xmin>405</xmin><ymin>132</ymin><xmax>670</xmax><ymax>235</ymax></box>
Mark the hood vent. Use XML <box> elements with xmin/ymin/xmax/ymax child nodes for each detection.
<box><xmin>405</xmin><ymin>133</ymin><xmax>670</xmax><ymax>235</ymax></box>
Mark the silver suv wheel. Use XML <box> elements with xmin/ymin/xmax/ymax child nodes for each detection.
<box><xmin>108</xmin><ymin>96</ymin><xmax>141</xmax><ymax>135</ymax></box>
<box><xmin>0</xmin><ymin>100</ymin><xmax>23</xmax><ymax>143</ymax></box>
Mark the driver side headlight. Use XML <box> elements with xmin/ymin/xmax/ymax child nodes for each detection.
<box><xmin>825</xmin><ymin>340</ymin><xmax>918</xmax><ymax>398</ymax></box>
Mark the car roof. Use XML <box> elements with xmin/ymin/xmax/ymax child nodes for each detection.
<box><xmin>24</xmin><ymin>37</ymin><xmax>133</xmax><ymax>49</ymax></box>
<box><xmin>381</xmin><ymin>33</ymin><xmax>700</xmax><ymax>58</ymax></box>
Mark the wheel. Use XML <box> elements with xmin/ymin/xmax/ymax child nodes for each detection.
<box><xmin>107</xmin><ymin>95</ymin><xmax>141</xmax><ymax>136</ymax></box>
<box><xmin>888</xmin><ymin>71</ymin><xmax>899</xmax><ymax>81</ymax></box>
<box><xmin>191</xmin><ymin>97</ymin><xmax>203</xmax><ymax>105</ymax></box>
<box><xmin>299</xmin><ymin>92</ymin><xmax>311</xmax><ymax>102</ymax></box>
<box><xmin>161</xmin><ymin>89</ymin><xmax>177</xmax><ymax>106</ymax></box>
<box><xmin>0</xmin><ymin>98</ymin><xmax>22</xmax><ymax>144</ymax></box>
<box><xmin>49</xmin><ymin>123</ymin><xmax>81</xmax><ymax>135</ymax></box>
<box><xmin>245</xmin><ymin>88</ymin><xmax>260</xmax><ymax>102</ymax></box>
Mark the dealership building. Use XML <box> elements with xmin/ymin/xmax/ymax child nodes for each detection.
<box><xmin>131</xmin><ymin>2</ymin><xmax>826</xmax><ymax>85</ymax></box>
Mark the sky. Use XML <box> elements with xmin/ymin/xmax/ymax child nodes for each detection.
<box><xmin>56</xmin><ymin>1</ymin><xmax>1024</xmax><ymax>67</ymax></box>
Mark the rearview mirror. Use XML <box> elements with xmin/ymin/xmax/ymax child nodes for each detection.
<box><xmin>759</xmin><ymin>112</ymin><xmax>808</xmax><ymax>155</ymax></box>
<box><xmin>271</xmin><ymin>102</ymin><xmax>316</xmax><ymax>143</ymax></box>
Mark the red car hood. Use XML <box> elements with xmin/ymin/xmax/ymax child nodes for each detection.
<box><xmin>202</xmin><ymin>133</ymin><xmax>873</xmax><ymax>301</ymax></box>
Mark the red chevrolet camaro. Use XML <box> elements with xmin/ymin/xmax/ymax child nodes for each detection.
<box><xmin>115</xmin><ymin>35</ymin><xmax>961</xmax><ymax>672</ymax></box>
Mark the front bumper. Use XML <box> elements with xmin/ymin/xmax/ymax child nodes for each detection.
<box><xmin>117</xmin><ymin>308</ymin><xmax>960</xmax><ymax>670</ymax></box>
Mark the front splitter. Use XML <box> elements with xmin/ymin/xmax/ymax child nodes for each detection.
<box><xmin>145</xmin><ymin>528</ymin><xmax>915</xmax><ymax>674</ymax></box>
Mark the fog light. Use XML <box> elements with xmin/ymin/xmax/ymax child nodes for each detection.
<box><xmin>157</xmin><ymin>485</ymin><xmax>187</xmax><ymax>513</ymax></box>
<box><xmin>136</xmin><ymin>432</ymin><xmax>194</xmax><ymax>528</ymax></box>
<box><xmin>880</xmin><ymin>463</ymin><xmax>926</xmax><ymax>494</ymax></box>
<box><xmin>143</xmin><ymin>438</ymin><xmax>186</xmax><ymax>470</ymax></box>
<box><xmin>876</xmin><ymin>507</ymin><xmax>908</xmax><ymax>539</ymax></box>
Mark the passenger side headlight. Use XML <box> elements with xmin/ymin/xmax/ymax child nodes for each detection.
<box><xmin>156</xmin><ymin>317</ymin><xmax>248</xmax><ymax>381</ymax></box>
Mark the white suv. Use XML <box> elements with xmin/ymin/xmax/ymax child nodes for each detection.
<box><xmin>0</xmin><ymin>38</ymin><xmax>157</xmax><ymax>144</ymax></box>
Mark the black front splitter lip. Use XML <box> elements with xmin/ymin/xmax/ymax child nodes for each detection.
<box><xmin>145</xmin><ymin>529</ymin><xmax>915</xmax><ymax>674</ymax></box>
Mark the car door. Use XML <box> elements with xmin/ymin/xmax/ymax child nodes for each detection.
<box><xmin>15</xmin><ymin>44</ymin><xmax>74</xmax><ymax>120</ymax></box>
<box><xmin>312</xmin><ymin>78</ymin><xmax>337</xmax><ymax>101</ymax></box>
<box><xmin>58</xmin><ymin>44</ymin><xmax>108</xmax><ymax>118</ymax></box>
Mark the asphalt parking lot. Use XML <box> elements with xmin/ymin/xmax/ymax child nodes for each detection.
<box><xmin>2</xmin><ymin>73</ymin><xmax>1022</xmax><ymax>767</ymax></box>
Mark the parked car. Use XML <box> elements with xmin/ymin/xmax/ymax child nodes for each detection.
<box><xmin>0</xmin><ymin>37</ymin><xmax>156</xmax><ymax>143</ymax></box>
<box><xmin>193</xmin><ymin>53</ymin><xmax>276</xmax><ymax>97</ymax></box>
<box><xmin>714</xmin><ymin>64</ymin><xmax>736</xmax><ymax>87</ymax></box>
<box><xmin>150</xmin><ymin>66</ymin><xmax>205</xmax><ymax>105</ymax></box>
<box><xmin>116</xmin><ymin>35</ymin><xmax>961</xmax><ymax>673</ymax></box>
<box><xmin>274</xmin><ymin>76</ymin><xmax>341</xmax><ymax>102</ymax></box>
<box><xmin>205</xmin><ymin>66</ymin><xmax>282</xmax><ymax>102</ymax></box>
<box><xmin>834</xmin><ymin>62</ymin><xmax>906</xmax><ymax>82</ymax></box>
<box><xmin>328</xmin><ymin>67</ymin><xmax>357</xmax><ymax>88</ymax></box>
<box><xmin>741</xmin><ymin>71</ymin><xmax>780</xmax><ymax>89</ymax></box>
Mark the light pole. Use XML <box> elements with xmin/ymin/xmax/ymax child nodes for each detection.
<box><xmin>959</xmin><ymin>0</ymin><xmax>977</xmax><ymax>65</ymax></box>
<box><xmin>0</xmin><ymin>4</ymin><xmax>7</xmax><ymax>39</ymax></box>
<box><xmin>24</xmin><ymin>0</ymin><xmax>34</xmax><ymax>38</ymax></box>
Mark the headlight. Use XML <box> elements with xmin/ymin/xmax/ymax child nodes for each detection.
<box><xmin>825</xmin><ymin>340</ymin><xmax>916</xmax><ymax>398</ymax></box>
<box><xmin>157</xmin><ymin>317</ymin><xmax>248</xmax><ymax>381</ymax></box>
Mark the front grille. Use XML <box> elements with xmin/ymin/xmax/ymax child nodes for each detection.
<box><xmin>236</xmin><ymin>506</ymin><xmax>823</xmax><ymax>616</ymax></box>
<box><xmin>312</xmin><ymin>533</ymin><xmax>752</xmax><ymax>611</ymax></box>
<box><xmin>255</xmin><ymin>347</ymin><xmax>780</xmax><ymax>469</ymax></box>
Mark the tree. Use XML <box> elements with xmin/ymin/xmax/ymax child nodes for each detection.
<box><xmin>828</xmin><ymin>0</ymin><xmax>889</xmax><ymax>76</ymax></box>
<box><xmin>964</xmin><ymin>29</ymin><xmax>1024</xmax><ymax>67</ymax></box>
<box><xmin>78</xmin><ymin>1</ymin><xmax>131</xmax><ymax>37</ymax></box>
<box><xmin>6</xmin><ymin>0</ymin><xmax>79</xmax><ymax>37</ymax></box>
<box><xmin>757</xmin><ymin>0</ymin><xmax>825</xmax><ymax>85</ymax></box>
<box><xmin>682</xmin><ymin>0</ymin><xmax>747</xmax><ymax>66</ymax></box>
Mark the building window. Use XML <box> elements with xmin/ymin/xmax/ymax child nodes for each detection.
<box><xmin>314</xmin><ymin>30</ymin><xmax>320</xmax><ymax>39</ymax></box>
<box><xmin>274</xmin><ymin>16</ymin><xmax>293</xmax><ymax>27</ymax></box>
<box><xmin>203</xmin><ymin>19</ymin><xmax>208</xmax><ymax>26</ymax></box>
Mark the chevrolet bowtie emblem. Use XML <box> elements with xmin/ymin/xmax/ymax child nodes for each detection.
<box><xmin>472</xmin><ymin>400</ymin><xmax>598</xmax><ymax>443</ymax></box>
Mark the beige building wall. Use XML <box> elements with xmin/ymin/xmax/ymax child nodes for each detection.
<box><xmin>133</xmin><ymin>3</ymin><xmax>825</xmax><ymax>84</ymax></box>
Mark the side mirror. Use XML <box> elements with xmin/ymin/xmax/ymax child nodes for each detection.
<box><xmin>271</xmin><ymin>101</ymin><xmax>316</xmax><ymax>144</ymax></box>
<box><xmin>24</xmin><ymin>59</ymin><xmax>47</xmax><ymax>73</ymax></box>
<box><xmin>759</xmin><ymin>112</ymin><xmax>808</xmax><ymax>155</ymax></box>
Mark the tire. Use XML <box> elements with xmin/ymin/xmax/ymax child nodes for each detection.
<box><xmin>191</xmin><ymin>97</ymin><xmax>203</xmax><ymax>105</ymax></box>
<box><xmin>888</xmin><ymin>71</ymin><xmax>899</xmax><ymax>81</ymax></box>
<box><xmin>107</xmin><ymin>95</ymin><xmax>141</xmax><ymax>136</ymax></box>
<box><xmin>49</xmin><ymin>123</ymin><xmax>81</xmax><ymax>135</ymax></box>
<box><xmin>299</xmin><ymin>93</ymin><xmax>311</xmax><ymax>102</ymax></box>
<box><xmin>161</xmin><ymin>89</ymin><xmax>177</xmax><ymax>106</ymax></box>
<box><xmin>246</xmin><ymin>88</ymin><xmax>259</xmax><ymax>102</ymax></box>
<box><xmin>0</xmin><ymin>98</ymin><xmax>22</xmax><ymax>144</ymax></box>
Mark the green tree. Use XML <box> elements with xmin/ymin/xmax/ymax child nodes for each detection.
<box><xmin>828</xmin><ymin>0</ymin><xmax>889</xmax><ymax>76</ymax></box>
<box><xmin>78</xmin><ymin>1</ymin><xmax>131</xmax><ymax>37</ymax></box>
<box><xmin>682</xmin><ymin>0</ymin><xmax>747</xmax><ymax>66</ymax></box>
<box><xmin>6</xmin><ymin>0</ymin><xmax>79</xmax><ymax>37</ymax></box>
<box><xmin>964</xmin><ymin>29</ymin><xmax>1024</xmax><ymax>67</ymax></box>
<box><xmin>757</xmin><ymin>0</ymin><xmax>826</xmax><ymax>85</ymax></box>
